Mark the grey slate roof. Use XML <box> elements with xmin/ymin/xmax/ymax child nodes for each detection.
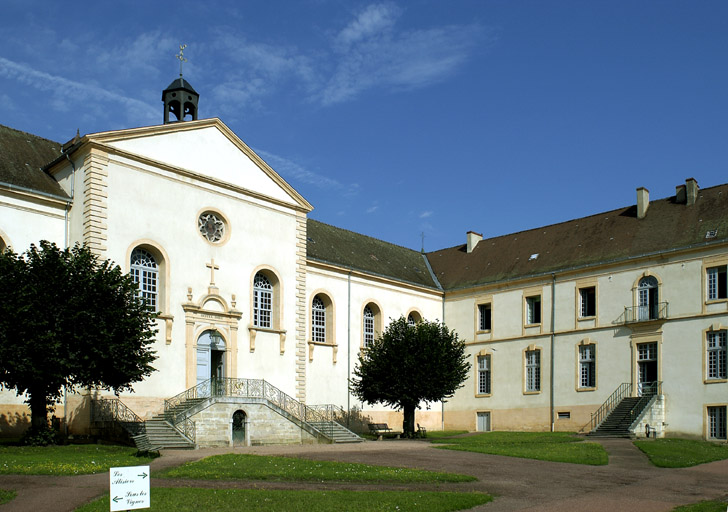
<box><xmin>306</xmin><ymin>219</ymin><xmax>440</xmax><ymax>290</ymax></box>
<box><xmin>0</xmin><ymin>124</ymin><xmax>67</xmax><ymax>199</ymax></box>
<box><xmin>426</xmin><ymin>183</ymin><xmax>728</xmax><ymax>291</ymax></box>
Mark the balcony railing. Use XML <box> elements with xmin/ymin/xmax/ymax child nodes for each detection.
<box><xmin>624</xmin><ymin>302</ymin><xmax>668</xmax><ymax>323</ymax></box>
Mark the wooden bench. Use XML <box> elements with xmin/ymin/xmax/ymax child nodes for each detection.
<box><xmin>368</xmin><ymin>423</ymin><xmax>402</xmax><ymax>440</ymax></box>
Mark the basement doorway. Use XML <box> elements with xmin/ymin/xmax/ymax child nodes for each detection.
<box><xmin>232</xmin><ymin>410</ymin><xmax>247</xmax><ymax>446</ymax></box>
<box><xmin>477</xmin><ymin>412</ymin><xmax>491</xmax><ymax>432</ymax></box>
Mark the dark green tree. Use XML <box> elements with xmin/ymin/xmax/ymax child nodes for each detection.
<box><xmin>351</xmin><ymin>317</ymin><xmax>470</xmax><ymax>437</ymax></box>
<box><xmin>0</xmin><ymin>241</ymin><xmax>157</xmax><ymax>441</ymax></box>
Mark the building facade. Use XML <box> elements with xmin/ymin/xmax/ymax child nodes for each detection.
<box><xmin>0</xmin><ymin>82</ymin><xmax>726</xmax><ymax>444</ymax></box>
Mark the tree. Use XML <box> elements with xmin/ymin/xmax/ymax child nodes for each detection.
<box><xmin>0</xmin><ymin>241</ymin><xmax>157</xmax><ymax>440</ymax></box>
<box><xmin>350</xmin><ymin>317</ymin><xmax>470</xmax><ymax>437</ymax></box>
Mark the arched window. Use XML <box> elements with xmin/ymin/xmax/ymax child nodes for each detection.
<box><xmin>253</xmin><ymin>272</ymin><xmax>273</xmax><ymax>328</ymax></box>
<box><xmin>130</xmin><ymin>248</ymin><xmax>158</xmax><ymax>310</ymax></box>
<box><xmin>637</xmin><ymin>276</ymin><xmax>659</xmax><ymax>321</ymax></box>
<box><xmin>363</xmin><ymin>306</ymin><xmax>375</xmax><ymax>347</ymax></box>
<box><xmin>361</xmin><ymin>302</ymin><xmax>382</xmax><ymax>348</ymax></box>
<box><xmin>407</xmin><ymin>310</ymin><xmax>422</xmax><ymax>326</ymax></box>
<box><xmin>312</xmin><ymin>295</ymin><xmax>326</xmax><ymax>343</ymax></box>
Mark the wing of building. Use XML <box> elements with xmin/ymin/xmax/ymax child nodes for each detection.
<box><xmin>1</xmin><ymin>80</ymin><xmax>726</xmax><ymax>446</ymax></box>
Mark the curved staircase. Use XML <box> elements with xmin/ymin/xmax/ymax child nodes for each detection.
<box><xmin>93</xmin><ymin>378</ymin><xmax>362</xmax><ymax>449</ymax></box>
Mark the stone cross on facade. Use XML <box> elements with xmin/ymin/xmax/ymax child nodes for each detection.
<box><xmin>176</xmin><ymin>44</ymin><xmax>187</xmax><ymax>77</ymax></box>
<box><xmin>206</xmin><ymin>258</ymin><xmax>219</xmax><ymax>286</ymax></box>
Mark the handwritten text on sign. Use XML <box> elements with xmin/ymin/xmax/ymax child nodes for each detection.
<box><xmin>109</xmin><ymin>465</ymin><xmax>150</xmax><ymax>511</ymax></box>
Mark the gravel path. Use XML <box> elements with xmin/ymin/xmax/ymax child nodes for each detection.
<box><xmin>0</xmin><ymin>438</ymin><xmax>726</xmax><ymax>511</ymax></box>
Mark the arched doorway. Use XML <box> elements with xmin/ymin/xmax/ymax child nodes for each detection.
<box><xmin>197</xmin><ymin>330</ymin><xmax>226</xmax><ymax>391</ymax></box>
<box><xmin>232</xmin><ymin>410</ymin><xmax>247</xmax><ymax>446</ymax></box>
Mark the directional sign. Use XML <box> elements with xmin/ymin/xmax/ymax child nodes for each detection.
<box><xmin>109</xmin><ymin>465</ymin><xmax>150</xmax><ymax>511</ymax></box>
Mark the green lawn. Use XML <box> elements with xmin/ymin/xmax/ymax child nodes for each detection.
<box><xmin>0</xmin><ymin>489</ymin><xmax>17</xmax><ymax>505</ymax></box>
<box><xmin>673</xmin><ymin>499</ymin><xmax>728</xmax><ymax>512</ymax></box>
<box><xmin>0</xmin><ymin>444</ymin><xmax>156</xmax><ymax>475</ymax></box>
<box><xmin>634</xmin><ymin>439</ymin><xmax>728</xmax><ymax>468</ymax></box>
<box><xmin>160</xmin><ymin>453</ymin><xmax>475</xmax><ymax>483</ymax></box>
<box><xmin>426</xmin><ymin>430</ymin><xmax>469</xmax><ymax>439</ymax></box>
<box><xmin>430</xmin><ymin>431</ymin><xmax>608</xmax><ymax>465</ymax></box>
<box><xmin>75</xmin><ymin>488</ymin><xmax>492</xmax><ymax>512</ymax></box>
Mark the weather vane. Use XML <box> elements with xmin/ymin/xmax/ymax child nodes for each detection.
<box><xmin>176</xmin><ymin>44</ymin><xmax>187</xmax><ymax>77</ymax></box>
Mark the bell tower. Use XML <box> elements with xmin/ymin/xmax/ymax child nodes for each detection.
<box><xmin>162</xmin><ymin>44</ymin><xmax>199</xmax><ymax>124</ymax></box>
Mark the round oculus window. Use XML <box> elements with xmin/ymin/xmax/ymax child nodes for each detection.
<box><xmin>198</xmin><ymin>212</ymin><xmax>225</xmax><ymax>243</ymax></box>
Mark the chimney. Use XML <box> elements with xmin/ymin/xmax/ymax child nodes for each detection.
<box><xmin>686</xmin><ymin>178</ymin><xmax>699</xmax><ymax>206</ymax></box>
<box><xmin>637</xmin><ymin>187</ymin><xmax>649</xmax><ymax>219</ymax></box>
<box><xmin>675</xmin><ymin>184</ymin><xmax>686</xmax><ymax>204</ymax></box>
<box><xmin>467</xmin><ymin>231</ymin><xmax>482</xmax><ymax>253</ymax></box>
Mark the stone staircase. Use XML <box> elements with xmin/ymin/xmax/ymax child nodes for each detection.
<box><xmin>588</xmin><ymin>397</ymin><xmax>641</xmax><ymax>438</ymax></box>
<box><xmin>133</xmin><ymin>417</ymin><xmax>195</xmax><ymax>451</ymax></box>
<box><xmin>308</xmin><ymin>421</ymin><xmax>363</xmax><ymax>443</ymax></box>
<box><xmin>96</xmin><ymin>379</ymin><xmax>364</xmax><ymax>449</ymax></box>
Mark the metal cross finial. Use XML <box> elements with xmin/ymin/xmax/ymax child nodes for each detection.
<box><xmin>176</xmin><ymin>44</ymin><xmax>188</xmax><ymax>77</ymax></box>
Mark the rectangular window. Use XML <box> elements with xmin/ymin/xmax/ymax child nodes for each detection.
<box><xmin>526</xmin><ymin>349</ymin><xmax>541</xmax><ymax>392</ymax></box>
<box><xmin>558</xmin><ymin>411</ymin><xmax>571</xmax><ymax>419</ymax></box>
<box><xmin>478</xmin><ymin>355</ymin><xmax>491</xmax><ymax>394</ymax></box>
<box><xmin>579</xmin><ymin>344</ymin><xmax>596</xmax><ymax>388</ymax></box>
<box><xmin>254</xmin><ymin>289</ymin><xmax>272</xmax><ymax>328</ymax></box>
<box><xmin>526</xmin><ymin>296</ymin><xmax>541</xmax><ymax>325</ymax></box>
<box><xmin>132</xmin><ymin>267</ymin><xmax>157</xmax><ymax>311</ymax></box>
<box><xmin>708</xmin><ymin>406</ymin><xmax>727</xmax><ymax>440</ymax></box>
<box><xmin>707</xmin><ymin>331</ymin><xmax>727</xmax><ymax>380</ymax></box>
<box><xmin>579</xmin><ymin>287</ymin><xmax>596</xmax><ymax>318</ymax></box>
<box><xmin>478</xmin><ymin>303</ymin><xmax>492</xmax><ymax>331</ymax></box>
<box><xmin>707</xmin><ymin>265</ymin><xmax>727</xmax><ymax>300</ymax></box>
<box><xmin>363</xmin><ymin>312</ymin><xmax>374</xmax><ymax>348</ymax></box>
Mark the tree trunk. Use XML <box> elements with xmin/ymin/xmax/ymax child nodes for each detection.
<box><xmin>402</xmin><ymin>404</ymin><xmax>416</xmax><ymax>438</ymax></box>
<box><xmin>28</xmin><ymin>389</ymin><xmax>49</xmax><ymax>432</ymax></box>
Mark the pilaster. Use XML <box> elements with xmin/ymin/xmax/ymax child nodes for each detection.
<box><xmin>81</xmin><ymin>148</ymin><xmax>109</xmax><ymax>257</ymax></box>
<box><xmin>295</xmin><ymin>214</ymin><xmax>308</xmax><ymax>402</ymax></box>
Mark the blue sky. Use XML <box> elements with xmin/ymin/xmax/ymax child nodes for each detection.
<box><xmin>2</xmin><ymin>1</ymin><xmax>727</xmax><ymax>251</ymax></box>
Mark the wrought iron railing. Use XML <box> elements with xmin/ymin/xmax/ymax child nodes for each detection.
<box><xmin>164</xmin><ymin>378</ymin><xmax>340</xmax><ymax>440</ymax></box>
<box><xmin>91</xmin><ymin>398</ymin><xmax>146</xmax><ymax>436</ymax></box>
<box><xmin>624</xmin><ymin>302</ymin><xmax>669</xmax><ymax>323</ymax></box>
<box><xmin>306</xmin><ymin>404</ymin><xmax>345</xmax><ymax>422</ymax></box>
<box><xmin>629</xmin><ymin>381</ymin><xmax>662</xmax><ymax>423</ymax></box>
<box><xmin>590</xmin><ymin>382</ymin><xmax>632</xmax><ymax>431</ymax></box>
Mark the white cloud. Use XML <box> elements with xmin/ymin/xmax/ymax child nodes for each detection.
<box><xmin>0</xmin><ymin>93</ymin><xmax>15</xmax><ymax>110</ymax></box>
<box><xmin>0</xmin><ymin>57</ymin><xmax>158</xmax><ymax>125</ymax></box>
<box><xmin>335</xmin><ymin>3</ymin><xmax>400</xmax><ymax>49</ymax></box>
<box><xmin>94</xmin><ymin>31</ymin><xmax>178</xmax><ymax>78</ymax></box>
<box><xmin>319</xmin><ymin>5</ymin><xmax>481</xmax><ymax>105</ymax></box>
<box><xmin>366</xmin><ymin>204</ymin><xmax>379</xmax><ymax>214</ymax></box>
<box><xmin>255</xmin><ymin>149</ymin><xmax>359</xmax><ymax>196</ymax></box>
<box><xmin>419</xmin><ymin>211</ymin><xmax>433</xmax><ymax>218</ymax></box>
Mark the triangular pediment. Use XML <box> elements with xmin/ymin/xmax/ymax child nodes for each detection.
<box><xmin>83</xmin><ymin>118</ymin><xmax>312</xmax><ymax>211</ymax></box>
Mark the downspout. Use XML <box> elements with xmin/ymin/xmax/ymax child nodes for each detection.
<box><xmin>63</xmin><ymin>152</ymin><xmax>77</xmax><ymax>248</ymax></box>
<box><xmin>347</xmin><ymin>269</ymin><xmax>352</xmax><ymax>422</ymax></box>
<box><xmin>442</xmin><ymin>294</ymin><xmax>447</xmax><ymax>431</ymax></box>
<box><xmin>550</xmin><ymin>273</ymin><xmax>556</xmax><ymax>432</ymax></box>
<box><xmin>62</xmin><ymin>151</ymin><xmax>77</xmax><ymax>438</ymax></box>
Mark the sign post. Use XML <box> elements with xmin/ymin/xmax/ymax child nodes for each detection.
<box><xmin>109</xmin><ymin>465</ymin><xmax>150</xmax><ymax>511</ymax></box>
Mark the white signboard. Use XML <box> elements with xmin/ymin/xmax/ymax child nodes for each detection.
<box><xmin>109</xmin><ymin>465</ymin><xmax>150</xmax><ymax>511</ymax></box>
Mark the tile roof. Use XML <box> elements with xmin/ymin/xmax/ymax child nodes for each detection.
<box><xmin>0</xmin><ymin>124</ymin><xmax>68</xmax><ymax>199</ymax></box>
<box><xmin>306</xmin><ymin>219</ymin><xmax>440</xmax><ymax>290</ymax></box>
<box><xmin>426</xmin><ymin>183</ymin><xmax>728</xmax><ymax>291</ymax></box>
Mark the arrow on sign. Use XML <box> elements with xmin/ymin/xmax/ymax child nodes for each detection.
<box><xmin>138</xmin><ymin>472</ymin><xmax>148</xmax><ymax>479</ymax></box>
<box><xmin>112</xmin><ymin>496</ymin><xmax>123</xmax><ymax>503</ymax></box>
